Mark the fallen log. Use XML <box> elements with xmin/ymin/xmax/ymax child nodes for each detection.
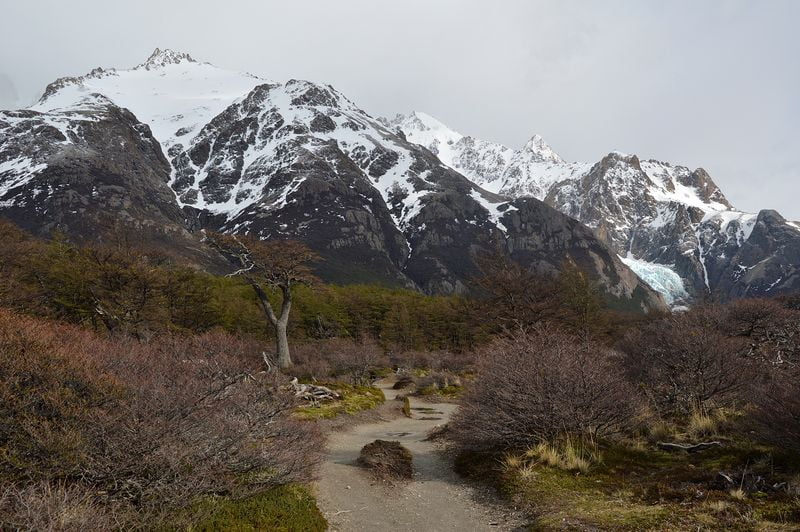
<box><xmin>289</xmin><ymin>377</ymin><xmax>340</xmax><ymax>404</ymax></box>
<box><xmin>656</xmin><ymin>441</ymin><xmax>721</xmax><ymax>453</ymax></box>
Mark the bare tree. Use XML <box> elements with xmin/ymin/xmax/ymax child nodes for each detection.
<box><xmin>470</xmin><ymin>251</ymin><xmax>609</xmax><ymax>341</ymax></box>
<box><xmin>470</xmin><ymin>250</ymin><xmax>561</xmax><ymax>331</ymax></box>
<box><xmin>206</xmin><ymin>233</ymin><xmax>318</xmax><ymax>368</ymax></box>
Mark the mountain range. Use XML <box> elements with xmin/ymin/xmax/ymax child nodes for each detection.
<box><xmin>1</xmin><ymin>49</ymin><xmax>797</xmax><ymax>310</ymax></box>
<box><xmin>388</xmin><ymin>111</ymin><xmax>800</xmax><ymax>306</ymax></box>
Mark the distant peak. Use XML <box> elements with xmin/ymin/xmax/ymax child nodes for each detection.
<box><xmin>135</xmin><ymin>48</ymin><xmax>197</xmax><ymax>70</ymax></box>
<box><xmin>521</xmin><ymin>134</ymin><xmax>563</xmax><ymax>164</ymax></box>
<box><xmin>411</xmin><ymin>111</ymin><xmax>446</xmax><ymax>128</ymax></box>
<box><xmin>391</xmin><ymin>111</ymin><xmax>459</xmax><ymax>135</ymax></box>
<box><xmin>609</xmin><ymin>150</ymin><xmax>634</xmax><ymax>159</ymax></box>
<box><xmin>600</xmin><ymin>151</ymin><xmax>642</xmax><ymax>171</ymax></box>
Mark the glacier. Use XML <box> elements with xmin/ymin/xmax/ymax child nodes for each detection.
<box><xmin>620</xmin><ymin>255</ymin><xmax>689</xmax><ymax>307</ymax></box>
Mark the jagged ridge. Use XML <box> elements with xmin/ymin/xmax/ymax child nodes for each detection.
<box><xmin>0</xmin><ymin>49</ymin><xmax>673</xmax><ymax>312</ymax></box>
<box><xmin>390</xmin><ymin>112</ymin><xmax>800</xmax><ymax>304</ymax></box>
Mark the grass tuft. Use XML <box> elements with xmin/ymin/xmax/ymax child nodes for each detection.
<box><xmin>729</xmin><ymin>488</ymin><xmax>747</xmax><ymax>501</ymax></box>
<box><xmin>525</xmin><ymin>436</ymin><xmax>601</xmax><ymax>474</ymax></box>
<box><xmin>687</xmin><ymin>406</ymin><xmax>718</xmax><ymax>439</ymax></box>
<box><xmin>402</xmin><ymin>396</ymin><xmax>412</xmax><ymax>418</ymax></box>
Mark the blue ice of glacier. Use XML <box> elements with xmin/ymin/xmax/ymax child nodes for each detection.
<box><xmin>620</xmin><ymin>255</ymin><xmax>689</xmax><ymax>307</ymax></box>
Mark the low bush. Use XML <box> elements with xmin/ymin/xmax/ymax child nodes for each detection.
<box><xmin>449</xmin><ymin>327</ymin><xmax>642</xmax><ymax>452</ymax></box>
<box><xmin>0</xmin><ymin>481</ymin><xmax>124</xmax><ymax>531</ymax></box>
<box><xmin>357</xmin><ymin>440</ymin><xmax>413</xmax><ymax>480</ymax></box>
<box><xmin>750</xmin><ymin>367</ymin><xmax>800</xmax><ymax>453</ymax></box>
<box><xmin>292</xmin><ymin>338</ymin><xmax>388</xmax><ymax>384</ymax></box>
<box><xmin>619</xmin><ymin>305</ymin><xmax>747</xmax><ymax>417</ymax></box>
<box><xmin>0</xmin><ymin>309</ymin><xmax>323</xmax><ymax>528</ymax></box>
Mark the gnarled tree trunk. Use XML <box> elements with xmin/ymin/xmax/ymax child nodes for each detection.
<box><xmin>251</xmin><ymin>280</ymin><xmax>293</xmax><ymax>369</ymax></box>
<box><xmin>275</xmin><ymin>320</ymin><xmax>291</xmax><ymax>369</ymax></box>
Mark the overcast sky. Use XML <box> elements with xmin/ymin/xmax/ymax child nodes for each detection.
<box><xmin>2</xmin><ymin>0</ymin><xmax>798</xmax><ymax>218</ymax></box>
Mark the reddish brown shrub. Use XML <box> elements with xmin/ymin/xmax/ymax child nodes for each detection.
<box><xmin>389</xmin><ymin>349</ymin><xmax>475</xmax><ymax>374</ymax></box>
<box><xmin>0</xmin><ymin>309</ymin><xmax>322</xmax><ymax>525</ymax></box>
<box><xmin>0</xmin><ymin>481</ymin><xmax>124</xmax><ymax>531</ymax></box>
<box><xmin>357</xmin><ymin>440</ymin><xmax>413</xmax><ymax>480</ymax></box>
<box><xmin>292</xmin><ymin>337</ymin><xmax>389</xmax><ymax>384</ymax></box>
<box><xmin>721</xmin><ymin>298</ymin><xmax>800</xmax><ymax>368</ymax></box>
<box><xmin>619</xmin><ymin>305</ymin><xmax>747</xmax><ymax>416</ymax></box>
<box><xmin>449</xmin><ymin>328</ymin><xmax>642</xmax><ymax>451</ymax></box>
<box><xmin>749</xmin><ymin>367</ymin><xmax>800</xmax><ymax>453</ymax></box>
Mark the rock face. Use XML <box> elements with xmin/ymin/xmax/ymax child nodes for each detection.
<box><xmin>392</xmin><ymin>112</ymin><xmax>800</xmax><ymax>304</ymax></box>
<box><xmin>0</xmin><ymin>49</ymin><xmax>666</xmax><ymax>313</ymax></box>
<box><xmin>0</xmin><ymin>94</ymin><xmax>205</xmax><ymax>261</ymax></box>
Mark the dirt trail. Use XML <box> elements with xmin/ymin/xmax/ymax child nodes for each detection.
<box><xmin>316</xmin><ymin>379</ymin><xmax>523</xmax><ymax>531</ymax></box>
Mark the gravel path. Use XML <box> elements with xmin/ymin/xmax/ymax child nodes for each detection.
<box><xmin>316</xmin><ymin>379</ymin><xmax>524</xmax><ymax>531</ymax></box>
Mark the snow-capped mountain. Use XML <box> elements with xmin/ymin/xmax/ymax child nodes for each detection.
<box><xmin>387</xmin><ymin>112</ymin><xmax>589</xmax><ymax>199</ymax></box>
<box><xmin>390</xmin><ymin>113</ymin><xmax>800</xmax><ymax>304</ymax></box>
<box><xmin>0</xmin><ymin>49</ymin><xmax>666</xmax><ymax>311</ymax></box>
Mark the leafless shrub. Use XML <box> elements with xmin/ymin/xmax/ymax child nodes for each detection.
<box><xmin>449</xmin><ymin>327</ymin><xmax>642</xmax><ymax>451</ymax></box>
<box><xmin>0</xmin><ymin>309</ymin><xmax>323</xmax><ymax>527</ymax></box>
<box><xmin>327</xmin><ymin>337</ymin><xmax>389</xmax><ymax>385</ymax></box>
<box><xmin>749</xmin><ymin>367</ymin><xmax>800</xmax><ymax>453</ymax></box>
<box><xmin>389</xmin><ymin>349</ymin><xmax>475</xmax><ymax>374</ymax></box>
<box><xmin>357</xmin><ymin>440</ymin><xmax>413</xmax><ymax>480</ymax></box>
<box><xmin>619</xmin><ymin>305</ymin><xmax>747</xmax><ymax>416</ymax></box>
<box><xmin>721</xmin><ymin>298</ymin><xmax>800</xmax><ymax>368</ymax></box>
<box><xmin>291</xmin><ymin>342</ymin><xmax>335</xmax><ymax>380</ymax></box>
<box><xmin>292</xmin><ymin>337</ymin><xmax>389</xmax><ymax>385</ymax></box>
<box><xmin>80</xmin><ymin>334</ymin><xmax>323</xmax><ymax>510</ymax></box>
<box><xmin>0</xmin><ymin>481</ymin><xmax>123</xmax><ymax>531</ymax></box>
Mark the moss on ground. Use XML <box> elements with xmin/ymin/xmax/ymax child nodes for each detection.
<box><xmin>457</xmin><ymin>441</ymin><xmax>800</xmax><ymax>531</ymax></box>
<box><xmin>295</xmin><ymin>382</ymin><xmax>384</xmax><ymax>420</ymax></box>
<box><xmin>184</xmin><ymin>484</ymin><xmax>327</xmax><ymax>531</ymax></box>
<box><xmin>417</xmin><ymin>384</ymin><xmax>463</xmax><ymax>397</ymax></box>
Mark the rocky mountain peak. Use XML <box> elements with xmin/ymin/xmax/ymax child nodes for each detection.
<box><xmin>603</xmin><ymin>151</ymin><xmax>641</xmax><ymax>169</ymax></box>
<box><xmin>756</xmin><ymin>209</ymin><xmax>786</xmax><ymax>225</ymax></box>
<box><xmin>135</xmin><ymin>48</ymin><xmax>197</xmax><ymax>70</ymax></box>
<box><xmin>387</xmin><ymin>112</ymin><xmax>463</xmax><ymax>141</ymax></box>
<box><xmin>410</xmin><ymin>111</ymin><xmax>454</xmax><ymax>131</ymax></box>
<box><xmin>521</xmin><ymin>134</ymin><xmax>564</xmax><ymax>164</ymax></box>
<box><xmin>7</xmin><ymin>51</ymin><xmax>795</xmax><ymax>308</ymax></box>
<box><xmin>679</xmin><ymin>167</ymin><xmax>732</xmax><ymax>208</ymax></box>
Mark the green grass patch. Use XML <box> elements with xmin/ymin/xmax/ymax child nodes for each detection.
<box><xmin>371</xmin><ymin>367</ymin><xmax>393</xmax><ymax>378</ymax></box>
<box><xmin>417</xmin><ymin>384</ymin><xmax>463</xmax><ymax>397</ymax></box>
<box><xmin>457</xmin><ymin>440</ymin><xmax>800</xmax><ymax>531</ymax></box>
<box><xmin>185</xmin><ymin>484</ymin><xmax>327</xmax><ymax>531</ymax></box>
<box><xmin>295</xmin><ymin>383</ymin><xmax>384</xmax><ymax>420</ymax></box>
